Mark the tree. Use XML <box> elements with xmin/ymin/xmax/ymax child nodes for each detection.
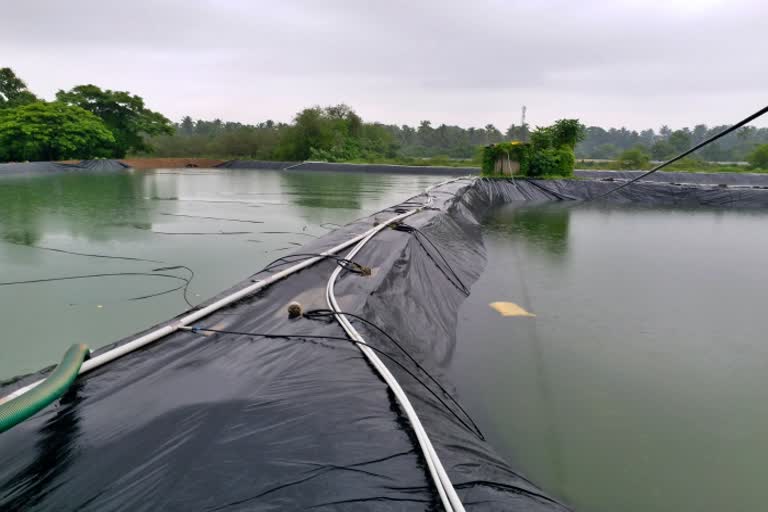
<box><xmin>651</xmin><ymin>140</ymin><xmax>675</xmax><ymax>160</ymax></box>
<box><xmin>617</xmin><ymin>147</ymin><xmax>650</xmax><ymax>169</ymax></box>
<box><xmin>668</xmin><ymin>130</ymin><xmax>691</xmax><ymax>153</ymax></box>
<box><xmin>0</xmin><ymin>102</ymin><xmax>115</xmax><ymax>162</ymax></box>
<box><xmin>0</xmin><ymin>68</ymin><xmax>38</xmax><ymax>108</ymax></box>
<box><xmin>747</xmin><ymin>144</ymin><xmax>768</xmax><ymax>169</ymax></box>
<box><xmin>56</xmin><ymin>85</ymin><xmax>173</xmax><ymax>157</ymax></box>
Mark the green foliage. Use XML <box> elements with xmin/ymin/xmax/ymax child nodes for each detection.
<box><xmin>480</xmin><ymin>141</ymin><xmax>530</xmax><ymax>175</ymax></box>
<box><xmin>56</xmin><ymin>85</ymin><xmax>173</xmax><ymax>158</ymax></box>
<box><xmin>0</xmin><ymin>68</ymin><xmax>38</xmax><ymax>108</ymax></box>
<box><xmin>275</xmin><ymin>104</ymin><xmax>396</xmax><ymax>162</ymax></box>
<box><xmin>747</xmin><ymin>144</ymin><xmax>768</xmax><ymax>169</ymax></box>
<box><xmin>0</xmin><ymin>102</ymin><xmax>115</xmax><ymax>161</ymax></box>
<box><xmin>617</xmin><ymin>147</ymin><xmax>651</xmax><ymax>169</ymax></box>
<box><xmin>529</xmin><ymin>148</ymin><xmax>575</xmax><ymax>177</ymax></box>
<box><xmin>550</xmin><ymin>119</ymin><xmax>586</xmax><ymax>149</ymax></box>
<box><xmin>484</xmin><ymin>119</ymin><xmax>582</xmax><ymax>177</ymax></box>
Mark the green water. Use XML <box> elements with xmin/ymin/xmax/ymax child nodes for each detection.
<box><xmin>453</xmin><ymin>203</ymin><xmax>768</xmax><ymax>512</ymax></box>
<box><xmin>0</xmin><ymin>169</ymin><xmax>446</xmax><ymax>380</ymax></box>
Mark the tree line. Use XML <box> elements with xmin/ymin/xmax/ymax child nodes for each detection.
<box><xmin>0</xmin><ymin>68</ymin><xmax>173</xmax><ymax>162</ymax></box>
<box><xmin>2</xmin><ymin>66</ymin><xmax>767</xmax><ymax>167</ymax></box>
<box><xmin>151</xmin><ymin>114</ymin><xmax>768</xmax><ymax>165</ymax></box>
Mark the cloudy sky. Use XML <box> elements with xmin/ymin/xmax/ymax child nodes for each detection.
<box><xmin>2</xmin><ymin>0</ymin><xmax>765</xmax><ymax>130</ymax></box>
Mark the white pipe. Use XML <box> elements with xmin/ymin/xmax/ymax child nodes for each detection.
<box><xmin>324</xmin><ymin>208</ymin><xmax>465</xmax><ymax>512</ymax></box>
<box><xmin>0</xmin><ymin>220</ymin><xmax>401</xmax><ymax>406</ymax></box>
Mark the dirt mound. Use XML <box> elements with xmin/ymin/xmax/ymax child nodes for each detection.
<box><xmin>121</xmin><ymin>158</ymin><xmax>225</xmax><ymax>169</ymax></box>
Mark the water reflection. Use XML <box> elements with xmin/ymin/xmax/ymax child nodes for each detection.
<box><xmin>484</xmin><ymin>203</ymin><xmax>571</xmax><ymax>257</ymax></box>
<box><xmin>0</xmin><ymin>174</ymin><xmax>152</xmax><ymax>245</ymax></box>
<box><xmin>280</xmin><ymin>170</ymin><xmax>372</xmax><ymax>210</ymax></box>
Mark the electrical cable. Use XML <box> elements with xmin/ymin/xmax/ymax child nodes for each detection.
<box><xmin>179</xmin><ymin>323</ymin><xmax>481</xmax><ymax>439</ymax></box>
<box><xmin>253</xmin><ymin>253</ymin><xmax>370</xmax><ymax>277</ymax></box>
<box><xmin>303</xmin><ymin>309</ymin><xmax>484</xmax><ymax>440</ymax></box>
<box><xmin>391</xmin><ymin>223</ymin><xmax>470</xmax><ymax>295</ymax></box>
<box><xmin>596</xmin><ymin>105</ymin><xmax>768</xmax><ymax>199</ymax></box>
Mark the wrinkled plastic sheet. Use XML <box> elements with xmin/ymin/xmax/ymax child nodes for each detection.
<box><xmin>0</xmin><ymin>160</ymin><xmax>128</xmax><ymax>177</ymax></box>
<box><xmin>216</xmin><ymin>160</ymin><xmax>474</xmax><ymax>175</ymax></box>
<box><xmin>575</xmin><ymin>169</ymin><xmax>768</xmax><ymax>187</ymax></box>
<box><xmin>3</xmin><ymin>176</ymin><xmax>766</xmax><ymax>511</ymax></box>
<box><xmin>0</xmin><ymin>177</ymin><xmax>569</xmax><ymax>511</ymax></box>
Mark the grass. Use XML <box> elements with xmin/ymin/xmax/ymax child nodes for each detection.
<box><xmin>576</xmin><ymin>158</ymin><xmax>768</xmax><ymax>174</ymax></box>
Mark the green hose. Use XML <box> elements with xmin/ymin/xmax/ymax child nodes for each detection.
<box><xmin>0</xmin><ymin>344</ymin><xmax>90</xmax><ymax>434</ymax></box>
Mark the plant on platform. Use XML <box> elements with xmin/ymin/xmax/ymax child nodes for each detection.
<box><xmin>480</xmin><ymin>141</ymin><xmax>531</xmax><ymax>175</ymax></box>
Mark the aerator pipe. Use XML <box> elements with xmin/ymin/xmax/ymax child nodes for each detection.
<box><xmin>0</xmin><ymin>219</ymin><xmax>407</xmax><ymax>408</ymax></box>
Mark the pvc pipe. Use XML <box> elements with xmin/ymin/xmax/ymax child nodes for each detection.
<box><xmin>325</xmin><ymin>208</ymin><xmax>465</xmax><ymax>512</ymax></box>
<box><xmin>0</xmin><ymin>220</ymin><xmax>402</xmax><ymax>406</ymax></box>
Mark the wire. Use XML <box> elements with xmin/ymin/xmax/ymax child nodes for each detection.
<box><xmin>391</xmin><ymin>223</ymin><xmax>470</xmax><ymax>295</ymax></box>
<box><xmin>596</xmin><ymin>105</ymin><xmax>768</xmax><ymax>199</ymax></box>
<box><xmin>1</xmin><ymin>241</ymin><xmax>164</xmax><ymax>264</ymax></box>
<box><xmin>158</xmin><ymin>213</ymin><xmax>264</xmax><ymax>224</ymax></box>
<box><xmin>253</xmin><ymin>253</ymin><xmax>370</xmax><ymax>277</ymax></box>
<box><xmin>0</xmin><ymin>270</ymin><xmax>195</xmax><ymax>308</ymax></box>
<box><xmin>150</xmin><ymin>231</ymin><xmax>252</xmax><ymax>235</ymax></box>
<box><xmin>303</xmin><ymin>309</ymin><xmax>484</xmax><ymax>440</ymax></box>
<box><xmin>181</xmin><ymin>323</ymin><xmax>483</xmax><ymax>439</ymax></box>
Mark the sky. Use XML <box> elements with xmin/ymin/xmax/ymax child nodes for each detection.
<box><xmin>2</xmin><ymin>0</ymin><xmax>766</xmax><ymax>130</ymax></box>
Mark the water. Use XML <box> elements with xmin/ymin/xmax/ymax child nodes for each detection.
<box><xmin>0</xmin><ymin>169</ymin><xmax>446</xmax><ymax>380</ymax></box>
<box><xmin>452</xmin><ymin>202</ymin><xmax>768</xmax><ymax>512</ymax></box>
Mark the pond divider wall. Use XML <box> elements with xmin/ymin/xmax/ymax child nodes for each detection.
<box><xmin>2</xmin><ymin>174</ymin><xmax>766</xmax><ymax>510</ymax></box>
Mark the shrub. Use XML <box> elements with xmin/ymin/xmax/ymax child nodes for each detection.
<box><xmin>529</xmin><ymin>148</ymin><xmax>575</xmax><ymax>177</ymax></box>
<box><xmin>748</xmin><ymin>144</ymin><xmax>768</xmax><ymax>170</ymax></box>
<box><xmin>617</xmin><ymin>148</ymin><xmax>650</xmax><ymax>169</ymax></box>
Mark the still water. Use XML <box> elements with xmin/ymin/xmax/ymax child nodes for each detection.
<box><xmin>452</xmin><ymin>203</ymin><xmax>768</xmax><ymax>512</ymax></box>
<box><xmin>0</xmin><ymin>169</ymin><xmax>445</xmax><ymax>380</ymax></box>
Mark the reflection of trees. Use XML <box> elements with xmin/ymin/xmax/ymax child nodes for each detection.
<box><xmin>280</xmin><ymin>170</ymin><xmax>371</xmax><ymax>211</ymax></box>
<box><xmin>0</xmin><ymin>174</ymin><xmax>151</xmax><ymax>245</ymax></box>
<box><xmin>485</xmin><ymin>203</ymin><xmax>570</xmax><ymax>257</ymax></box>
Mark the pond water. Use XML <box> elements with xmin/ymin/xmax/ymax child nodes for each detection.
<box><xmin>0</xmin><ymin>169</ymin><xmax>446</xmax><ymax>380</ymax></box>
<box><xmin>452</xmin><ymin>202</ymin><xmax>768</xmax><ymax>512</ymax></box>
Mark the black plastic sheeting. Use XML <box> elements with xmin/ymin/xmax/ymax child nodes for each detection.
<box><xmin>2</xmin><ymin>176</ymin><xmax>767</xmax><ymax>511</ymax></box>
<box><xmin>0</xmin><ymin>160</ymin><xmax>129</xmax><ymax>177</ymax></box>
<box><xmin>77</xmin><ymin>159</ymin><xmax>131</xmax><ymax>172</ymax></box>
<box><xmin>217</xmin><ymin>160</ymin><xmax>474</xmax><ymax>175</ymax></box>
<box><xmin>574</xmin><ymin>169</ymin><xmax>768</xmax><ymax>187</ymax></box>
<box><xmin>216</xmin><ymin>159</ymin><xmax>299</xmax><ymax>170</ymax></box>
<box><xmin>0</xmin><ymin>177</ymin><xmax>572</xmax><ymax>512</ymax></box>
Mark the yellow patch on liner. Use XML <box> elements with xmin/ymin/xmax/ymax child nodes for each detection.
<box><xmin>489</xmin><ymin>302</ymin><xmax>536</xmax><ymax>317</ymax></box>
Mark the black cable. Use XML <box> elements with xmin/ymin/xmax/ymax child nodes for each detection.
<box><xmin>259</xmin><ymin>231</ymin><xmax>319</xmax><ymax>238</ymax></box>
<box><xmin>152</xmin><ymin>265</ymin><xmax>196</xmax><ymax>308</ymax></box>
<box><xmin>0</xmin><ymin>270</ymin><xmax>195</xmax><ymax>308</ymax></box>
<box><xmin>159</xmin><ymin>213</ymin><xmax>264</xmax><ymax>224</ymax></box>
<box><xmin>150</xmin><ymin>231</ymin><xmax>252</xmax><ymax>235</ymax></box>
<box><xmin>391</xmin><ymin>223</ymin><xmax>470</xmax><ymax>295</ymax></box>
<box><xmin>1</xmin><ymin>241</ymin><xmax>164</xmax><ymax>264</ymax></box>
<box><xmin>596</xmin><ymin>105</ymin><xmax>768</xmax><ymax>199</ymax></box>
<box><xmin>1</xmin><ymin>242</ymin><xmax>198</xmax><ymax>307</ymax></box>
<box><xmin>184</xmin><ymin>324</ymin><xmax>484</xmax><ymax>440</ymax></box>
<box><xmin>253</xmin><ymin>253</ymin><xmax>370</xmax><ymax>278</ymax></box>
<box><xmin>303</xmin><ymin>309</ymin><xmax>485</xmax><ymax>440</ymax></box>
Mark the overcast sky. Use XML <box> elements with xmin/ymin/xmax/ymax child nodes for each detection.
<box><xmin>2</xmin><ymin>0</ymin><xmax>765</xmax><ymax>130</ymax></box>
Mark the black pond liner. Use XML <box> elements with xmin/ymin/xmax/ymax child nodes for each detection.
<box><xmin>216</xmin><ymin>159</ymin><xmax>474</xmax><ymax>175</ymax></box>
<box><xmin>0</xmin><ymin>159</ymin><xmax>128</xmax><ymax>176</ymax></box>
<box><xmin>2</xmin><ymin>175</ymin><xmax>767</xmax><ymax>511</ymax></box>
